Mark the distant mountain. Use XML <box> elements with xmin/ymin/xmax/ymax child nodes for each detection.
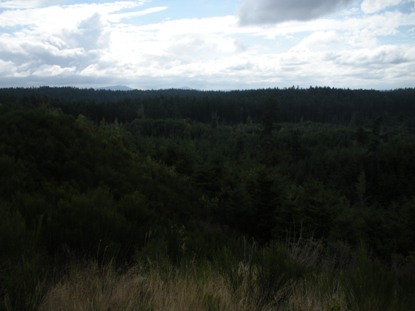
<box><xmin>98</xmin><ymin>85</ymin><xmax>133</xmax><ymax>91</ymax></box>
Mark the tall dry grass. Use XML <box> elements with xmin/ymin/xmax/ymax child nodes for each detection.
<box><xmin>286</xmin><ymin>275</ymin><xmax>349</xmax><ymax>311</ymax></box>
<box><xmin>37</xmin><ymin>239</ymin><xmax>339</xmax><ymax>311</ymax></box>
<box><xmin>38</xmin><ymin>240</ymin><xmax>415</xmax><ymax>311</ymax></box>
<box><xmin>39</xmin><ymin>261</ymin><xmax>264</xmax><ymax>311</ymax></box>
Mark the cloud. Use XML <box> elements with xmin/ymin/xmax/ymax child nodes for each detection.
<box><xmin>290</xmin><ymin>31</ymin><xmax>339</xmax><ymax>52</ymax></box>
<box><xmin>64</xmin><ymin>13</ymin><xmax>109</xmax><ymax>51</ymax></box>
<box><xmin>0</xmin><ymin>12</ymin><xmax>110</xmax><ymax>80</ymax></box>
<box><xmin>0</xmin><ymin>0</ymin><xmax>53</xmax><ymax>9</ymax></box>
<box><xmin>238</xmin><ymin>0</ymin><xmax>354</xmax><ymax>25</ymax></box>
<box><xmin>0</xmin><ymin>1</ymin><xmax>149</xmax><ymax>29</ymax></box>
<box><xmin>32</xmin><ymin>64</ymin><xmax>76</xmax><ymax>76</ymax></box>
<box><xmin>361</xmin><ymin>0</ymin><xmax>406</xmax><ymax>14</ymax></box>
<box><xmin>329</xmin><ymin>45</ymin><xmax>413</xmax><ymax>67</ymax></box>
<box><xmin>0</xmin><ymin>1</ymin><xmax>163</xmax><ymax>80</ymax></box>
<box><xmin>108</xmin><ymin>6</ymin><xmax>168</xmax><ymax>22</ymax></box>
<box><xmin>0</xmin><ymin>59</ymin><xmax>15</xmax><ymax>75</ymax></box>
<box><xmin>0</xmin><ymin>1</ymin><xmax>414</xmax><ymax>90</ymax></box>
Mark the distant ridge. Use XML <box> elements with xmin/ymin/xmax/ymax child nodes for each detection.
<box><xmin>98</xmin><ymin>85</ymin><xmax>133</xmax><ymax>91</ymax></box>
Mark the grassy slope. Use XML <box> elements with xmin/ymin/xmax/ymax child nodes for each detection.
<box><xmin>39</xmin><ymin>240</ymin><xmax>415</xmax><ymax>311</ymax></box>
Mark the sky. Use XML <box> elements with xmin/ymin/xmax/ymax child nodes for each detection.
<box><xmin>0</xmin><ymin>0</ymin><xmax>414</xmax><ymax>90</ymax></box>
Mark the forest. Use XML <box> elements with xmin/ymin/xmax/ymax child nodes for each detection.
<box><xmin>0</xmin><ymin>87</ymin><xmax>415</xmax><ymax>310</ymax></box>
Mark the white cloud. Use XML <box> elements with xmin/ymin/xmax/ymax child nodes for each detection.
<box><xmin>0</xmin><ymin>1</ymin><xmax>165</xmax><ymax>81</ymax></box>
<box><xmin>290</xmin><ymin>31</ymin><xmax>339</xmax><ymax>52</ymax></box>
<box><xmin>0</xmin><ymin>0</ymin><xmax>54</xmax><ymax>9</ymax></box>
<box><xmin>0</xmin><ymin>1</ymin><xmax>149</xmax><ymax>30</ymax></box>
<box><xmin>238</xmin><ymin>0</ymin><xmax>354</xmax><ymax>25</ymax></box>
<box><xmin>361</xmin><ymin>0</ymin><xmax>407</xmax><ymax>14</ymax></box>
<box><xmin>80</xmin><ymin>64</ymin><xmax>104</xmax><ymax>76</ymax></box>
<box><xmin>32</xmin><ymin>64</ymin><xmax>76</xmax><ymax>76</ymax></box>
<box><xmin>108</xmin><ymin>6</ymin><xmax>167</xmax><ymax>22</ymax></box>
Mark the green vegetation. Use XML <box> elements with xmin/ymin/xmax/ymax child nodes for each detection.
<box><xmin>0</xmin><ymin>87</ymin><xmax>414</xmax><ymax>310</ymax></box>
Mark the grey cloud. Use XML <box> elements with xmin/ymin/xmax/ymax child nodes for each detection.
<box><xmin>65</xmin><ymin>13</ymin><xmax>109</xmax><ymax>51</ymax></box>
<box><xmin>226</xmin><ymin>62</ymin><xmax>255</xmax><ymax>72</ymax></box>
<box><xmin>0</xmin><ymin>39</ymin><xmax>96</xmax><ymax>76</ymax></box>
<box><xmin>327</xmin><ymin>48</ymin><xmax>410</xmax><ymax>68</ymax></box>
<box><xmin>238</xmin><ymin>0</ymin><xmax>354</xmax><ymax>25</ymax></box>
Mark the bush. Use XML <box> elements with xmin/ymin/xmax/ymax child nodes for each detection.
<box><xmin>48</xmin><ymin>187</ymin><xmax>130</xmax><ymax>259</ymax></box>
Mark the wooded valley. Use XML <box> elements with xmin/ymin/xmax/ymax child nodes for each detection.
<box><xmin>1</xmin><ymin>87</ymin><xmax>414</xmax><ymax>310</ymax></box>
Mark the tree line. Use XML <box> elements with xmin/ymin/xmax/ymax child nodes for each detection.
<box><xmin>1</xmin><ymin>87</ymin><xmax>414</xmax><ymax>124</ymax></box>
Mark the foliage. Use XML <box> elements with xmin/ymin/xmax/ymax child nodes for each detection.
<box><xmin>0</xmin><ymin>87</ymin><xmax>414</xmax><ymax>309</ymax></box>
